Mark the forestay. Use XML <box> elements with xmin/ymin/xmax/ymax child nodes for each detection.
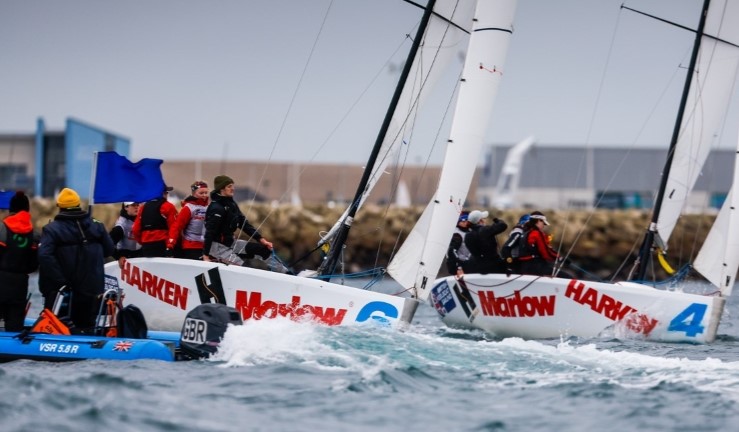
<box><xmin>388</xmin><ymin>0</ymin><xmax>517</xmax><ymax>300</ymax></box>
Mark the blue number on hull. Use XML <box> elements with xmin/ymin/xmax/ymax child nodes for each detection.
<box><xmin>667</xmin><ymin>303</ymin><xmax>707</xmax><ymax>337</ymax></box>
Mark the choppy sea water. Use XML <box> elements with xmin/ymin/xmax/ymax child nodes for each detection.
<box><xmin>2</xmin><ymin>279</ymin><xmax>738</xmax><ymax>432</ymax></box>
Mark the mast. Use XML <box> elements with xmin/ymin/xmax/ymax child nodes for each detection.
<box><xmin>634</xmin><ymin>0</ymin><xmax>711</xmax><ymax>281</ymax></box>
<box><xmin>318</xmin><ymin>0</ymin><xmax>438</xmax><ymax>278</ymax></box>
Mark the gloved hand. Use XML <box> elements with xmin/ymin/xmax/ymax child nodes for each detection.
<box><xmin>165</xmin><ymin>248</ymin><xmax>174</xmax><ymax>258</ymax></box>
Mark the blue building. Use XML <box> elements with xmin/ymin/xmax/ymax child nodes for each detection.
<box><xmin>0</xmin><ymin>117</ymin><xmax>130</xmax><ymax>199</ymax></box>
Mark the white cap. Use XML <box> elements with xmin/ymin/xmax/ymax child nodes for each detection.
<box><xmin>123</xmin><ymin>202</ymin><xmax>135</xmax><ymax>206</ymax></box>
<box><xmin>530</xmin><ymin>214</ymin><xmax>550</xmax><ymax>225</ymax></box>
<box><xmin>468</xmin><ymin>210</ymin><xmax>489</xmax><ymax>224</ymax></box>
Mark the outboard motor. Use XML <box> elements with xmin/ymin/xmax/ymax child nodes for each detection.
<box><xmin>180</xmin><ymin>304</ymin><xmax>243</xmax><ymax>360</ymax></box>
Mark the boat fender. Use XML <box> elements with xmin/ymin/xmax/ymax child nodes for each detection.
<box><xmin>180</xmin><ymin>303</ymin><xmax>243</xmax><ymax>359</ymax></box>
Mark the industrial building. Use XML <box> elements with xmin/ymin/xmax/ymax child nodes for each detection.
<box><xmin>1</xmin><ymin>119</ymin><xmax>732</xmax><ymax>211</ymax></box>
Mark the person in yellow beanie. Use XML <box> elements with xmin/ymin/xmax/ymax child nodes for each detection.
<box><xmin>38</xmin><ymin>187</ymin><xmax>115</xmax><ymax>332</ymax></box>
<box><xmin>56</xmin><ymin>187</ymin><xmax>81</xmax><ymax>209</ymax></box>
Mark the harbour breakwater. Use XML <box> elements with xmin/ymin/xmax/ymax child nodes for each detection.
<box><xmin>28</xmin><ymin>200</ymin><xmax>715</xmax><ymax>280</ymax></box>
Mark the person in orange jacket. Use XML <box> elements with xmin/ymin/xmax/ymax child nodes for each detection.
<box><xmin>0</xmin><ymin>191</ymin><xmax>39</xmax><ymax>331</ymax></box>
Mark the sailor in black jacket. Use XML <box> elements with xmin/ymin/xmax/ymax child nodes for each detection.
<box><xmin>38</xmin><ymin>188</ymin><xmax>115</xmax><ymax>330</ymax></box>
<box><xmin>203</xmin><ymin>175</ymin><xmax>273</xmax><ymax>264</ymax></box>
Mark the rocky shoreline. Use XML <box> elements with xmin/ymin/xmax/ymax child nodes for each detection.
<box><xmin>27</xmin><ymin>200</ymin><xmax>714</xmax><ymax>280</ymax></box>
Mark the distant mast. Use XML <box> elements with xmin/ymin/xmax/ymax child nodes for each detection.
<box><xmin>318</xmin><ymin>0</ymin><xmax>438</xmax><ymax>279</ymax></box>
<box><xmin>634</xmin><ymin>0</ymin><xmax>711</xmax><ymax>281</ymax></box>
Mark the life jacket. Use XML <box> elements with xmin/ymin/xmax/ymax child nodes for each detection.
<box><xmin>452</xmin><ymin>227</ymin><xmax>472</xmax><ymax>261</ymax></box>
<box><xmin>114</xmin><ymin>215</ymin><xmax>140</xmax><ymax>252</ymax></box>
<box><xmin>140</xmin><ymin>198</ymin><xmax>168</xmax><ymax>232</ymax></box>
<box><xmin>501</xmin><ymin>226</ymin><xmax>524</xmax><ymax>263</ymax></box>
<box><xmin>516</xmin><ymin>229</ymin><xmax>538</xmax><ymax>260</ymax></box>
<box><xmin>181</xmin><ymin>201</ymin><xmax>207</xmax><ymax>243</ymax></box>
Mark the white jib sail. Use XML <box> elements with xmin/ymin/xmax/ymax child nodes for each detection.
<box><xmin>656</xmin><ymin>0</ymin><xmax>739</xmax><ymax>243</ymax></box>
<box><xmin>388</xmin><ymin>0</ymin><xmax>518</xmax><ymax>300</ymax></box>
<box><xmin>320</xmin><ymin>0</ymin><xmax>476</xmax><ymax>246</ymax></box>
<box><xmin>693</xmin><ymin>132</ymin><xmax>739</xmax><ymax>296</ymax></box>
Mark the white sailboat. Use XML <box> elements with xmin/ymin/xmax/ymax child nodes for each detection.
<box><xmin>491</xmin><ymin>135</ymin><xmax>535</xmax><ymax>209</ymax></box>
<box><xmin>429</xmin><ymin>0</ymin><xmax>739</xmax><ymax>343</ymax></box>
<box><xmin>103</xmin><ymin>0</ymin><xmax>518</xmax><ymax>332</ymax></box>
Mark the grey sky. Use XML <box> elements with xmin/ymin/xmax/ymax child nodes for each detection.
<box><xmin>2</xmin><ymin>0</ymin><xmax>735</xmax><ymax>165</ymax></box>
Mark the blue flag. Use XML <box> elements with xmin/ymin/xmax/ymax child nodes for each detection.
<box><xmin>92</xmin><ymin>152</ymin><xmax>165</xmax><ymax>204</ymax></box>
<box><xmin>0</xmin><ymin>190</ymin><xmax>15</xmax><ymax>210</ymax></box>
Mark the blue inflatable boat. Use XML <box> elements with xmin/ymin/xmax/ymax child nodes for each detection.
<box><xmin>0</xmin><ymin>303</ymin><xmax>242</xmax><ymax>362</ymax></box>
<box><xmin>0</xmin><ymin>329</ymin><xmax>179</xmax><ymax>362</ymax></box>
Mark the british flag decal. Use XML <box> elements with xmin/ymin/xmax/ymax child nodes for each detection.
<box><xmin>113</xmin><ymin>341</ymin><xmax>134</xmax><ymax>352</ymax></box>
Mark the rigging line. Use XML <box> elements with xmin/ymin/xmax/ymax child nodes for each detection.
<box><xmin>383</xmin><ymin>62</ymin><xmax>463</xmax><ymax>263</ymax></box>
<box><xmin>401</xmin><ymin>0</ymin><xmax>471</xmax><ymax>35</ymax></box>
<box><xmin>347</xmin><ymin>3</ymin><xmax>464</xmax><ymax>265</ymax></box>
<box><xmin>556</xmin><ymin>6</ymin><xmax>625</xmax><ymax>260</ymax></box>
<box><xmin>245</xmin><ymin>0</ymin><xmax>336</xmax><ymax>217</ymax></box>
<box><xmin>254</xmin><ymin>26</ymin><xmax>414</xmax><ymax>219</ymax></box>
<box><xmin>238</xmin><ymin>34</ymin><xmax>416</xmax><ymax>243</ymax></box>
<box><xmin>373</xmin><ymin>53</ymin><xmax>428</xmax><ymax>268</ymax></box>
<box><xmin>622</xmin><ymin>4</ymin><xmax>739</xmax><ymax>50</ymax></box>
<box><xmin>387</xmin><ymin>66</ymin><xmax>461</xmax><ymax>264</ymax></box>
<box><xmin>561</xmin><ymin>51</ymin><xmax>688</xmax><ymax>265</ymax></box>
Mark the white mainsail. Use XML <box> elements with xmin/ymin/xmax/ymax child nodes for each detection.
<box><xmin>656</xmin><ymin>0</ymin><xmax>739</xmax><ymax>243</ymax></box>
<box><xmin>388</xmin><ymin>0</ymin><xmax>517</xmax><ymax>299</ymax></box>
<box><xmin>320</xmin><ymin>0</ymin><xmax>476</xmax><ymax>245</ymax></box>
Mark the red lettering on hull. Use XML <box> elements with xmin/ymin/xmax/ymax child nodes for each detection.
<box><xmin>235</xmin><ymin>290</ymin><xmax>347</xmax><ymax>326</ymax></box>
<box><xmin>565</xmin><ymin>280</ymin><xmax>658</xmax><ymax>335</ymax></box>
<box><xmin>120</xmin><ymin>262</ymin><xmax>188</xmax><ymax>310</ymax></box>
<box><xmin>479</xmin><ymin>290</ymin><xmax>556</xmax><ymax>317</ymax></box>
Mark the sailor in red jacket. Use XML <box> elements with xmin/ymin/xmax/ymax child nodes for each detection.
<box><xmin>518</xmin><ymin>211</ymin><xmax>559</xmax><ymax>276</ymax></box>
<box><xmin>132</xmin><ymin>185</ymin><xmax>178</xmax><ymax>257</ymax></box>
<box><xmin>168</xmin><ymin>181</ymin><xmax>209</xmax><ymax>260</ymax></box>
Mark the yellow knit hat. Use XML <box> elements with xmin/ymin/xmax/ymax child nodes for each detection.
<box><xmin>57</xmin><ymin>187</ymin><xmax>81</xmax><ymax>209</ymax></box>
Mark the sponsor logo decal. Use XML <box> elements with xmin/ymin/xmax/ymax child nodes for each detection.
<box><xmin>355</xmin><ymin>301</ymin><xmax>398</xmax><ymax>325</ymax></box>
<box><xmin>113</xmin><ymin>341</ymin><xmax>134</xmax><ymax>352</ymax></box>
<box><xmin>453</xmin><ymin>279</ymin><xmax>479</xmax><ymax>321</ymax></box>
<box><xmin>120</xmin><ymin>262</ymin><xmax>188</xmax><ymax>310</ymax></box>
<box><xmin>566</xmin><ymin>280</ymin><xmax>658</xmax><ymax>335</ymax></box>
<box><xmin>479</xmin><ymin>290</ymin><xmax>556</xmax><ymax>317</ymax></box>
<box><xmin>430</xmin><ymin>280</ymin><xmax>456</xmax><ymax>317</ymax></box>
<box><xmin>235</xmin><ymin>290</ymin><xmax>347</xmax><ymax>326</ymax></box>
<box><xmin>195</xmin><ymin>267</ymin><xmax>227</xmax><ymax>305</ymax></box>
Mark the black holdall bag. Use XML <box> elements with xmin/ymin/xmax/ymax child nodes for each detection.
<box><xmin>117</xmin><ymin>304</ymin><xmax>148</xmax><ymax>339</ymax></box>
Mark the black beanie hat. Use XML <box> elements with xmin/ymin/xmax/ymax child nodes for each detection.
<box><xmin>9</xmin><ymin>191</ymin><xmax>30</xmax><ymax>213</ymax></box>
<box><xmin>213</xmin><ymin>175</ymin><xmax>234</xmax><ymax>192</ymax></box>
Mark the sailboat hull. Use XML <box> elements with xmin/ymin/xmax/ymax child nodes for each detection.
<box><xmin>429</xmin><ymin>274</ymin><xmax>725</xmax><ymax>343</ymax></box>
<box><xmin>105</xmin><ymin>258</ymin><xmax>419</xmax><ymax>332</ymax></box>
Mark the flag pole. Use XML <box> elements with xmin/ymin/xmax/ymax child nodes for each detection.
<box><xmin>89</xmin><ymin>151</ymin><xmax>99</xmax><ymax>211</ymax></box>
